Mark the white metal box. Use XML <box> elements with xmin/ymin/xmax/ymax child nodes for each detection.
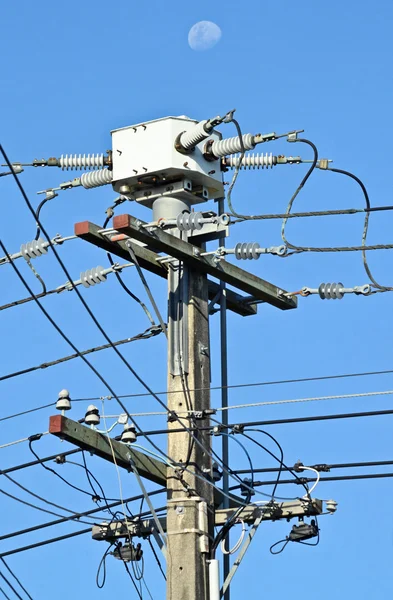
<box><xmin>110</xmin><ymin>116</ymin><xmax>224</xmax><ymax>205</ymax></box>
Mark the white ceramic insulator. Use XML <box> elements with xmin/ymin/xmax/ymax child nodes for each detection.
<box><xmin>225</xmin><ymin>152</ymin><xmax>277</xmax><ymax>169</ymax></box>
<box><xmin>20</xmin><ymin>238</ymin><xmax>48</xmax><ymax>261</ymax></box>
<box><xmin>210</xmin><ymin>133</ymin><xmax>255</xmax><ymax>158</ymax></box>
<box><xmin>59</xmin><ymin>154</ymin><xmax>105</xmax><ymax>171</ymax></box>
<box><xmin>179</xmin><ymin>120</ymin><xmax>209</xmax><ymax>151</ymax></box>
<box><xmin>80</xmin><ymin>266</ymin><xmax>107</xmax><ymax>288</ymax></box>
<box><xmin>80</xmin><ymin>169</ymin><xmax>113</xmax><ymax>189</ymax></box>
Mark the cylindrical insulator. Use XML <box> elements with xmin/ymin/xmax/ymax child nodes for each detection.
<box><xmin>59</xmin><ymin>154</ymin><xmax>105</xmax><ymax>171</ymax></box>
<box><xmin>209</xmin><ymin>133</ymin><xmax>255</xmax><ymax>159</ymax></box>
<box><xmin>176</xmin><ymin>211</ymin><xmax>204</xmax><ymax>231</ymax></box>
<box><xmin>20</xmin><ymin>238</ymin><xmax>48</xmax><ymax>261</ymax></box>
<box><xmin>234</xmin><ymin>242</ymin><xmax>261</xmax><ymax>260</ymax></box>
<box><xmin>178</xmin><ymin>120</ymin><xmax>209</xmax><ymax>152</ymax></box>
<box><xmin>318</xmin><ymin>282</ymin><xmax>344</xmax><ymax>300</ymax></box>
<box><xmin>80</xmin><ymin>169</ymin><xmax>113</xmax><ymax>189</ymax></box>
<box><xmin>225</xmin><ymin>152</ymin><xmax>277</xmax><ymax>170</ymax></box>
<box><xmin>80</xmin><ymin>266</ymin><xmax>107</xmax><ymax>288</ymax></box>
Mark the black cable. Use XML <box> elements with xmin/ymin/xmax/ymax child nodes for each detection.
<box><xmin>233</xmin><ymin>458</ymin><xmax>393</xmax><ymax>475</ymax></box>
<box><xmin>0</xmin><ymin>484</ymin><xmax>93</xmax><ymax>522</ymax></box>
<box><xmin>34</xmin><ymin>197</ymin><xmax>51</xmax><ymax>240</ymax></box>
<box><xmin>0</xmin><ymin>587</ymin><xmax>11</xmax><ymax>600</ymax></box>
<box><xmin>328</xmin><ymin>167</ymin><xmax>392</xmax><ymax>291</ymax></box>
<box><xmin>281</xmin><ymin>138</ymin><xmax>319</xmax><ymax>251</ymax></box>
<box><xmin>249</xmin><ymin>472</ymin><xmax>393</xmax><ymax>487</ymax></box>
<box><xmin>0</xmin><ymin>491</ymin><xmax>165</xmax><ymax>543</ymax></box>
<box><xmin>147</xmin><ymin>538</ymin><xmax>166</xmax><ymax>581</ymax></box>
<box><xmin>270</xmin><ymin>538</ymin><xmax>289</xmax><ymax>555</ymax></box>
<box><xmin>0</xmin><ymin>237</ymin><xmax>167</xmax><ymax>465</ymax></box>
<box><xmin>240</xmin><ymin>429</ymin><xmax>310</xmax><ymax>498</ymax></box>
<box><xmin>0</xmin><ymin>572</ymin><xmax>23</xmax><ymax>600</ymax></box>
<box><xmin>123</xmin><ymin>561</ymin><xmax>143</xmax><ymax>599</ymax></box>
<box><xmin>0</xmin><ymin>325</ymin><xmax>162</xmax><ymax>383</ymax></box>
<box><xmin>28</xmin><ymin>438</ymin><xmax>101</xmax><ymax>500</ymax></box>
<box><xmin>0</xmin><ymin>528</ymin><xmax>92</xmax><ymax>559</ymax></box>
<box><xmin>139</xmin><ymin>407</ymin><xmax>393</xmax><ymax>436</ymax></box>
<box><xmin>0</xmin><ymin>449</ymin><xmax>81</xmax><ymax>475</ymax></box>
<box><xmin>2</xmin><ymin>469</ymin><xmax>101</xmax><ymax>524</ymax></box>
<box><xmin>0</xmin><ymin>560</ymin><xmax>32</xmax><ymax>600</ymax></box>
<box><xmin>96</xmin><ymin>543</ymin><xmax>114</xmax><ymax>589</ymax></box>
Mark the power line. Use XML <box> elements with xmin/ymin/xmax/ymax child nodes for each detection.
<box><xmin>0</xmin><ymin>325</ymin><xmax>162</xmax><ymax>383</ymax></box>
<box><xmin>0</xmin><ymin>528</ymin><xmax>92</xmax><ymax>559</ymax></box>
<box><xmin>0</xmin><ymin>559</ymin><xmax>33</xmax><ymax>600</ymax></box>
<box><xmin>137</xmin><ymin>407</ymin><xmax>393</xmax><ymax>436</ymax></box>
<box><xmin>0</xmin><ymin>490</ymin><xmax>165</xmax><ymax>543</ymax></box>
<box><xmin>233</xmin><ymin>459</ymin><xmax>393</xmax><ymax>475</ymax></box>
<box><xmin>230</xmin><ymin>472</ymin><xmax>393</xmax><ymax>489</ymax></box>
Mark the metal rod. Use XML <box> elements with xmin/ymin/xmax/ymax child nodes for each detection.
<box><xmin>218</xmin><ymin>197</ymin><xmax>230</xmax><ymax>600</ymax></box>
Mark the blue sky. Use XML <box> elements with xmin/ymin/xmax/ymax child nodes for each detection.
<box><xmin>1</xmin><ymin>1</ymin><xmax>393</xmax><ymax>598</ymax></box>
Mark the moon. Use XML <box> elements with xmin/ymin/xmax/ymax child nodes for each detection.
<box><xmin>188</xmin><ymin>21</ymin><xmax>222</xmax><ymax>52</ymax></box>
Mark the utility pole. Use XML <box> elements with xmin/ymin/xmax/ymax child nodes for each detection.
<box><xmin>40</xmin><ymin>113</ymin><xmax>338</xmax><ymax>599</ymax></box>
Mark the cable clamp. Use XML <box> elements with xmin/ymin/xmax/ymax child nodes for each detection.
<box><xmin>167</xmin><ymin>411</ymin><xmax>178</xmax><ymax>423</ymax></box>
<box><xmin>190</xmin><ymin>408</ymin><xmax>217</xmax><ymax>420</ymax></box>
<box><xmin>312</xmin><ymin>463</ymin><xmax>331</xmax><ymax>472</ymax></box>
<box><xmin>231</xmin><ymin>424</ymin><xmax>245</xmax><ymax>434</ymax></box>
<box><xmin>212</xmin><ymin>424</ymin><xmax>226</xmax><ymax>436</ymax></box>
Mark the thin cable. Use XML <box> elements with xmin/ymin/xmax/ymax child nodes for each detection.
<box><xmin>67</xmin><ymin>366</ymin><xmax>393</xmax><ymax>404</ymax></box>
<box><xmin>250</xmin><ymin>472</ymin><xmax>393</xmax><ymax>487</ymax></box>
<box><xmin>147</xmin><ymin>538</ymin><xmax>166</xmax><ymax>580</ymax></box>
<box><xmin>0</xmin><ymin>560</ymin><xmax>33</xmax><ymax>600</ymax></box>
<box><xmin>0</xmin><ymin>587</ymin><xmax>11</xmax><ymax>600</ymax></box>
<box><xmin>281</xmin><ymin>139</ymin><xmax>319</xmax><ymax>248</ymax></box>
<box><xmin>0</xmin><ymin>490</ymin><xmax>165</xmax><ymax>543</ymax></box>
<box><xmin>0</xmin><ymin>325</ymin><xmax>162</xmax><ymax>383</ymax></box>
<box><xmin>0</xmin><ymin>572</ymin><xmax>23</xmax><ymax>600</ymax></box>
<box><xmin>28</xmin><ymin>438</ymin><xmax>104</xmax><ymax>500</ymax></box>
<box><xmin>123</xmin><ymin>561</ymin><xmax>143</xmax><ymax>599</ymax></box>
<box><xmin>233</xmin><ymin>458</ymin><xmax>393</xmax><ymax>475</ymax></box>
<box><xmin>0</xmin><ymin>237</ymin><xmax>168</xmax><ymax>461</ymax></box>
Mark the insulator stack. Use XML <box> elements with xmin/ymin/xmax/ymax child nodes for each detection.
<box><xmin>234</xmin><ymin>242</ymin><xmax>261</xmax><ymax>260</ymax></box>
<box><xmin>59</xmin><ymin>154</ymin><xmax>105</xmax><ymax>171</ymax></box>
<box><xmin>209</xmin><ymin>133</ymin><xmax>256</xmax><ymax>158</ymax></box>
<box><xmin>176</xmin><ymin>211</ymin><xmax>204</xmax><ymax>231</ymax></box>
<box><xmin>178</xmin><ymin>120</ymin><xmax>210</xmax><ymax>152</ymax></box>
<box><xmin>20</xmin><ymin>238</ymin><xmax>48</xmax><ymax>261</ymax></box>
<box><xmin>80</xmin><ymin>266</ymin><xmax>108</xmax><ymax>288</ymax></box>
<box><xmin>80</xmin><ymin>169</ymin><xmax>113</xmax><ymax>189</ymax></box>
<box><xmin>224</xmin><ymin>153</ymin><xmax>277</xmax><ymax>169</ymax></box>
<box><xmin>318</xmin><ymin>282</ymin><xmax>345</xmax><ymax>300</ymax></box>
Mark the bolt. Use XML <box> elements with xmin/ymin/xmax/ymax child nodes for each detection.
<box><xmin>183</xmin><ymin>162</ymin><xmax>189</xmax><ymax>168</ymax></box>
<box><xmin>208</xmin><ymin>170</ymin><xmax>216</xmax><ymax>175</ymax></box>
<box><xmin>200</xmin><ymin>345</ymin><xmax>209</xmax><ymax>356</ymax></box>
<box><xmin>176</xmin><ymin>506</ymin><xmax>185</xmax><ymax>515</ymax></box>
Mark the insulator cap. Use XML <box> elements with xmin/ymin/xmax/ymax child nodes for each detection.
<box><xmin>212</xmin><ymin>462</ymin><xmax>222</xmax><ymax>482</ymax></box>
<box><xmin>325</xmin><ymin>499</ymin><xmax>338</xmax><ymax>514</ymax></box>
<box><xmin>240</xmin><ymin>477</ymin><xmax>255</xmax><ymax>497</ymax></box>
<box><xmin>85</xmin><ymin>404</ymin><xmax>100</xmax><ymax>426</ymax></box>
<box><xmin>56</xmin><ymin>389</ymin><xmax>71</xmax><ymax>412</ymax></box>
<box><xmin>121</xmin><ymin>423</ymin><xmax>137</xmax><ymax>444</ymax></box>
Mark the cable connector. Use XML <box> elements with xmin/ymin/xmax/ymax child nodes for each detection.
<box><xmin>231</xmin><ymin>424</ymin><xmax>245</xmax><ymax>434</ymax></box>
<box><xmin>189</xmin><ymin>408</ymin><xmax>217</xmax><ymax>420</ymax></box>
<box><xmin>288</xmin><ymin>518</ymin><xmax>318</xmax><ymax>542</ymax></box>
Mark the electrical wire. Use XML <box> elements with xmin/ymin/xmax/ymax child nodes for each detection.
<box><xmin>0</xmin><ymin>560</ymin><xmax>32</xmax><ymax>600</ymax></box>
<box><xmin>147</xmin><ymin>538</ymin><xmax>166</xmax><ymax>580</ymax></box>
<box><xmin>280</xmin><ymin>138</ymin><xmax>318</xmax><ymax>249</ymax></box>
<box><xmin>0</xmin><ymin>491</ymin><xmax>165</xmax><ymax>543</ymax></box>
<box><xmin>0</xmin><ymin>572</ymin><xmax>23</xmax><ymax>600</ymax></box>
<box><xmin>66</xmin><ymin>365</ymin><xmax>393</xmax><ymax>404</ymax></box>
<box><xmin>123</xmin><ymin>561</ymin><xmax>143</xmax><ymax>599</ymax></box>
<box><xmin>0</xmin><ymin>152</ymin><xmax>215</xmax><ymax>475</ymax></box>
<box><xmin>28</xmin><ymin>437</ymin><xmax>109</xmax><ymax>501</ymax></box>
<box><xmin>96</xmin><ymin>543</ymin><xmax>114</xmax><ymax>589</ymax></box>
<box><xmin>0</xmin><ymin>587</ymin><xmax>11</xmax><ymax>600</ymax></box>
<box><xmin>251</xmin><ymin>472</ymin><xmax>393</xmax><ymax>487</ymax></box>
<box><xmin>233</xmin><ymin>458</ymin><xmax>393</xmax><ymax>475</ymax></box>
<box><xmin>0</xmin><ymin>324</ymin><xmax>162</xmax><ymax>383</ymax></box>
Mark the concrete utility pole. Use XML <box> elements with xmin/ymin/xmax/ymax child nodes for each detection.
<box><xmin>157</xmin><ymin>195</ymin><xmax>214</xmax><ymax>598</ymax></box>
<box><xmin>45</xmin><ymin>114</ymin><xmax>340</xmax><ymax>600</ymax></box>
